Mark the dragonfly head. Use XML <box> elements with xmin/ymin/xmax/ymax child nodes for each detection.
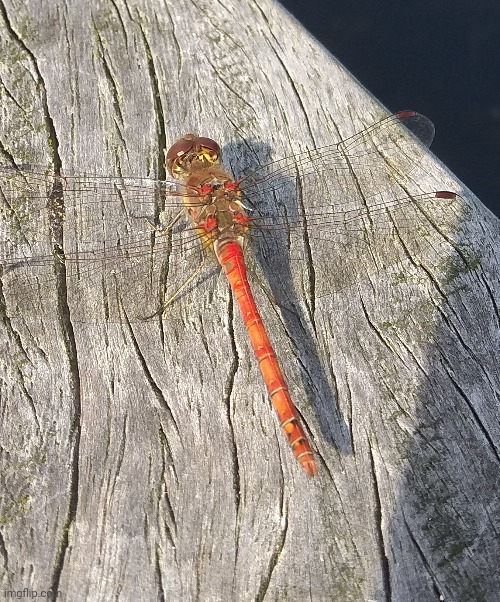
<box><xmin>165</xmin><ymin>134</ymin><xmax>221</xmax><ymax>180</ymax></box>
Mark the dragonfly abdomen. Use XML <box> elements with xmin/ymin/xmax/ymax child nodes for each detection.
<box><xmin>217</xmin><ymin>240</ymin><xmax>318</xmax><ymax>477</ymax></box>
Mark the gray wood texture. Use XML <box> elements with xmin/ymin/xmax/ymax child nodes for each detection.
<box><xmin>1</xmin><ymin>0</ymin><xmax>499</xmax><ymax>600</ymax></box>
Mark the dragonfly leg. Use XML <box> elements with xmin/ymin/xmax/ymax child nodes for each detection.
<box><xmin>143</xmin><ymin>208</ymin><xmax>185</xmax><ymax>234</ymax></box>
<box><xmin>161</xmin><ymin>249</ymin><xmax>206</xmax><ymax>310</ymax></box>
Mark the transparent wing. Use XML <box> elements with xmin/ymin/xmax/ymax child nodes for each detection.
<box><xmin>237</xmin><ymin>111</ymin><xmax>465</xmax><ymax>298</ymax></box>
<box><xmin>246</xmin><ymin>191</ymin><xmax>469</xmax><ymax>299</ymax></box>
<box><xmin>238</xmin><ymin>111</ymin><xmax>435</xmax><ymax>202</ymax></box>
<box><xmin>0</xmin><ymin>167</ymin><xmax>205</xmax><ymax>322</ymax></box>
<box><xmin>1</xmin><ymin>111</ymin><xmax>466</xmax><ymax>323</ymax></box>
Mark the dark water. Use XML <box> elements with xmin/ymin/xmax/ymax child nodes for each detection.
<box><xmin>279</xmin><ymin>0</ymin><xmax>500</xmax><ymax>218</ymax></box>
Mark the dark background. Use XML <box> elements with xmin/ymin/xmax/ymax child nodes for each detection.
<box><xmin>279</xmin><ymin>0</ymin><xmax>500</xmax><ymax>218</ymax></box>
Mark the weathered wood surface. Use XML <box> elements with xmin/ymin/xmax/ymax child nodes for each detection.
<box><xmin>1</xmin><ymin>0</ymin><xmax>499</xmax><ymax>600</ymax></box>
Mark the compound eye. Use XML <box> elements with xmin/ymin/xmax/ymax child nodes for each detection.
<box><xmin>196</xmin><ymin>137</ymin><xmax>221</xmax><ymax>158</ymax></box>
<box><xmin>166</xmin><ymin>135</ymin><xmax>197</xmax><ymax>173</ymax></box>
<box><xmin>166</xmin><ymin>134</ymin><xmax>222</xmax><ymax>177</ymax></box>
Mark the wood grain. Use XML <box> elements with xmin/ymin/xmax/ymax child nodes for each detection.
<box><xmin>1</xmin><ymin>0</ymin><xmax>499</xmax><ymax>600</ymax></box>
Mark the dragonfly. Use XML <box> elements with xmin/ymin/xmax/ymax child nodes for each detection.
<box><xmin>0</xmin><ymin>111</ymin><xmax>463</xmax><ymax>477</ymax></box>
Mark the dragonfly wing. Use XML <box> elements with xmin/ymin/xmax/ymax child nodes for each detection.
<box><xmin>0</xmin><ymin>167</ymin><xmax>207</xmax><ymax>322</ymax></box>
<box><xmin>336</xmin><ymin>111</ymin><xmax>435</xmax><ymax>181</ymax></box>
<box><xmin>249</xmin><ymin>191</ymin><xmax>471</xmax><ymax>300</ymax></box>
<box><xmin>240</xmin><ymin>111</ymin><xmax>435</xmax><ymax>207</ymax></box>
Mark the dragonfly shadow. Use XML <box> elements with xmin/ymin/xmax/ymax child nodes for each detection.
<box><xmin>224</xmin><ymin>138</ymin><xmax>353</xmax><ymax>457</ymax></box>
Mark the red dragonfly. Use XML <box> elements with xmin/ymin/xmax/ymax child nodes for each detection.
<box><xmin>0</xmin><ymin>111</ymin><xmax>461</xmax><ymax>477</ymax></box>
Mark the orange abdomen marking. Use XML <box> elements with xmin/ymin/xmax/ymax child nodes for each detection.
<box><xmin>217</xmin><ymin>241</ymin><xmax>318</xmax><ymax>477</ymax></box>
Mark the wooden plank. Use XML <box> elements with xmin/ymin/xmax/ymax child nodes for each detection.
<box><xmin>1</xmin><ymin>0</ymin><xmax>499</xmax><ymax>600</ymax></box>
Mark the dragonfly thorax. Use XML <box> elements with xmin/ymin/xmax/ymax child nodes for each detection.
<box><xmin>165</xmin><ymin>135</ymin><xmax>251</xmax><ymax>252</ymax></box>
<box><xmin>184</xmin><ymin>175</ymin><xmax>251</xmax><ymax>253</ymax></box>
